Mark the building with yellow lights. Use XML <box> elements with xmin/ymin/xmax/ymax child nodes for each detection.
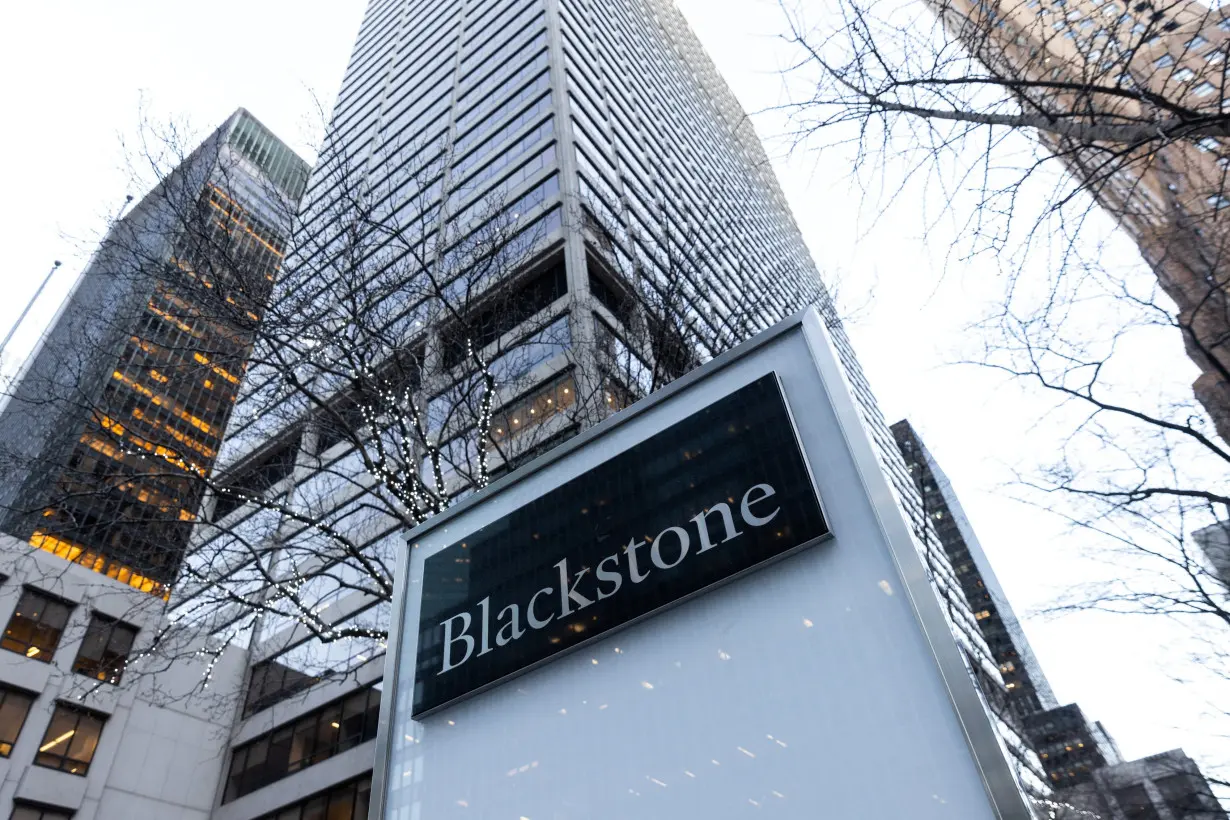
<box><xmin>0</xmin><ymin>109</ymin><xmax>307</xmax><ymax>597</ymax></box>
<box><xmin>936</xmin><ymin>0</ymin><xmax>1230</xmax><ymax>439</ymax></box>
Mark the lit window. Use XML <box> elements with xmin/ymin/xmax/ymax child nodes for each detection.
<box><xmin>72</xmin><ymin>615</ymin><xmax>138</xmax><ymax>685</ymax></box>
<box><xmin>1</xmin><ymin>589</ymin><xmax>73</xmax><ymax>663</ymax></box>
<box><xmin>224</xmin><ymin>686</ymin><xmax>381</xmax><ymax>802</ymax></box>
<box><xmin>35</xmin><ymin>705</ymin><xmax>106</xmax><ymax>776</ymax></box>
<box><xmin>11</xmin><ymin>805</ymin><xmax>73</xmax><ymax>820</ymax></box>
<box><xmin>0</xmin><ymin>686</ymin><xmax>35</xmax><ymax>756</ymax></box>
<box><xmin>254</xmin><ymin>775</ymin><xmax>371</xmax><ymax>820</ymax></box>
<box><xmin>975</xmin><ymin>609</ymin><xmax>993</xmax><ymax>620</ymax></box>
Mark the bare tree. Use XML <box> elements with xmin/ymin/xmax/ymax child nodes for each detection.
<box><xmin>773</xmin><ymin>0</ymin><xmax>1230</xmax><ymax>801</ymax></box>
<box><xmin>776</xmin><ymin>0</ymin><xmax>1230</xmax><ymax>431</ymax></box>
<box><xmin>0</xmin><ymin>106</ymin><xmax>788</xmax><ymax>718</ymax></box>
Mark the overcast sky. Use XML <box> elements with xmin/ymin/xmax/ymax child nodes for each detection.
<box><xmin>1</xmin><ymin>0</ymin><xmax>1224</xmax><ymax>779</ymax></box>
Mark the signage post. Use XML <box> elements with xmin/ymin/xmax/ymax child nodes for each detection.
<box><xmin>372</xmin><ymin>308</ymin><xmax>1036</xmax><ymax>819</ymax></box>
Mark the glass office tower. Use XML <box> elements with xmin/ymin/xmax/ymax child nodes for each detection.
<box><xmin>185</xmin><ymin>2</ymin><xmax>1046</xmax><ymax>817</ymax></box>
<box><xmin>0</xmin><ymin>110</ymin><xmax>307</xmax><ymax>596</ymax></box>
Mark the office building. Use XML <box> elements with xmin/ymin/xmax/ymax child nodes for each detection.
<box><xmin>893</xmin><ymin>419</ymin><xmax>1125</xmax><ymax>788</ymax></box>
<box><xmin>893</xmin><ymin>420</ymin><xmax>1228</xmax><ymax>813</ymax></box>
<box><xmin>165</xmin><ymin>0</ymin><xmax>1046</xmax><ymax>818</ymax></box>
<box><xmin>1193</xmin><ymin>521</ymin><xmax>1230</xmax><ymax>589</ymax></box>
<box><xmin>1024</xmin><ymin>704</ymin><xmax>1124</xmax><ymax>789</ymax></box>
<box><xmin>0</xmin><ymin>109</ymin><xmax>307</xmax><ymax>596</ymax></box>
<box><xmin>0</xmin><ymin>531</ymin><xmax>249</xmax><ymax>820</ymax></box>
<box><xmin>935</xmin><ymin>0</ymin><xmax>1230</xmax><ymax>440</ymax></box>
<box><xmin>893</xmin><ymin>419</ymin><xmax>1060</xmax><ymax>719</ymax></box>
<box><xmin>1064</xmin><ymin>749</ymin><xmax>1228</xmax><ymax>819</ymax></box>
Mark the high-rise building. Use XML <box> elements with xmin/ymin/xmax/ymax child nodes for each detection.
<box><xmin>893</xmin><ymin>419</ymin><xmax>1059</xmax><ymax>719</ymax></box>
<box><xmin>164</xmin><ymin>1</ymin><xmax>1046</xmax><ymax>818</ymax></box>
<box><xmin>1023</xmin><ymin>703</ymin><xmax>1124</xmax><ymax>789</ymax></box>
<box><xmin>935</xmin><ymin>0</ymin><xmax>1230</xmax><ymax>439</ymax></box>
<box><xmin>892</xmin><ymin>420</ymin><xmax>1229</xmax><ymax>811</ymax></box>
<box><xmin>0</xmin><ymin>110</ymin><xmax>307</xmax><ymax>597</ymax></box>
<box><xmin>1193</xmin><ymin>520</ymin><xmax>1230</xmax><ymax>589</ymax></box>
<box><xmin>893</xmin><ymin>419</ymin><xmax>1127</xmax><ymax>788</ymax></box>
<box><xmin>1064</xmin><ymin>749</ymin><xmax>1228</xmax><ymax>819</ymax></box>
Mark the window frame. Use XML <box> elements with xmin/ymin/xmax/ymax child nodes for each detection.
<box><xmin>34</xmin><ymin>704</ymin><xmax>107</xmax><ymax>777</ymax></box>
<box><xmin>71</xmin><ymin>614</ymin><xmax>138</xmax><ymax>685</ymax></box>
<box><xmin>11</xmin><ymin>803</ymin><xmax>74</xmax><ymax>820</ymax></box>
<box><xmin>226</xmin><ymin>686</ymin><xmax>381</xmax><ymax>801</ymax></box>
<box><xmin>1</xmin><ymin>588</ymin><xmax>74</xmax><ymax>663</ymax></box>
<box><xmin>0</xmin><ymin>685</ymin><xmax>35</xmax><ymax>757</ymax></box>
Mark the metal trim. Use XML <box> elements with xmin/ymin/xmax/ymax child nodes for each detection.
<box><xmin>796</xmin><ymin>309</ymin><xmax>1035</xmax><ymax>820</ymax></box>
<box><xmin>373</xmin><ymin>306</ymin><xmax>1036</xmax><ymax>819</ymax></box>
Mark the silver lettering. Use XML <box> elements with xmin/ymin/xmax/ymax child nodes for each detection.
<box><xmin>527</xmin><ymin>586</ymin><xmax>555</xmax><ymax>629</ymax></box>
<box><xmin>690</xmin><ymin>502</ymin><xmax>741</xmax><ymax>552</ymax></box>
<box><xmin>439</xmin><ymin>611</ymin><xmax>475</xmax><ymax>674</ymax></box>
<box><xmin>740</xmin><ymin>483</ymin><xmax>780</xmax><ymax>527</ymax></box>
<box><xmin>651</xmin><ymin>526</ymin><xmax>690</xmax><ymax>569</ymax></box>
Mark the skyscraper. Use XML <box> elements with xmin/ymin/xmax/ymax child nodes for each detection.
<box><xmin>0</xmin><ymin>109</ymin><xmax>307</xmax><ymax>596</ymax></box>
<box><xmin>935</xmin><ymin>0</ymin><xmax>1230</xmax><ymax>439</ymax></box>
<box><xmin>893</xmin><ymin>420</ymin><xmax>1059</xmax><ymax>719</ymax></box>
<box><xmin>173</xmin><ymin>0</ymin><xmax>1047</xmax><ymax>817</ymax></box>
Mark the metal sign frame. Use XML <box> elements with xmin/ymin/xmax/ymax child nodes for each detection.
<box><xmin>370</xmin><ymin>308</ymin><xmax>1034</xmax><ymax>820</ymax></box>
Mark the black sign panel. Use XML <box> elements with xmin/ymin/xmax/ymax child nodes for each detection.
<box><xmin>411</xmin><ymin>373</ymin><xmax>828</xmax><ymax>716</ymax></box>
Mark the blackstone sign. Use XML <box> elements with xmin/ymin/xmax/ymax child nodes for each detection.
<box><xmin>411</xmin><ymin>373</ymin><xmax>829</xmax><ymax>715</ymax></box>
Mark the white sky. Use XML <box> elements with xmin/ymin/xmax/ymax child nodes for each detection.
<box><xmin>0</xmin><ymin>0</ymin><xmax>1224</xmax><ymax>780</ymax></box>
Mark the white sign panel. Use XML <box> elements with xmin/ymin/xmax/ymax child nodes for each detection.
<box><xmin>373</xmin><ymin>309</ymin><xmax>1033</xmax><ymax>820</ymax></box>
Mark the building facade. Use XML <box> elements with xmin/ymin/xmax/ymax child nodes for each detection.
<box><xmin>1193</xmin><ymin>521</ymin><xmax>1230</xmax><ymax>589</ymax></box>
<box><xmin>0</xmin><ymin>110</ymin><xmax>307</xmax><ymax>597</ymax></box>
<box><xmin>168</xmin><ymin>0</ymin><xmax>1048</xmax><ymax>818</ymax></box>
<box><xmin>935</xmin><ymin>0</ymin><xmax>1230</xmax><ymax>440</ymax></box>
<box><xmin>0</xmin><ymin>532</ymin><xmax>249</xmax><ymax>820</ymax></box>
<box><xmin>893</xmin><ymin>419</ymin><xmax>1060</xmax><ymax>720</ymax></box>
<box><xmin>1064</xmin><ymin>750</ymin><xmax>1228</xmax><ymax>819</ymax></box>
<box><xmin>892</xmin><ymin>420</ymin><xmax>1229</xmax><ymax>814</ymax></box>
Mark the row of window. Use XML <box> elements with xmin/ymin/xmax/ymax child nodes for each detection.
<box><xmin>256</xmin><ymin>774</ymin><xmax>371</xmax><ymax>820</ymax></box>
<box><xmin>12</xmin><ymin>806</ymin><xmax>72</xmax><ymax>820</ymax></box>
<box><xmin>2</xmin><ymin>588</ymin><xmax>138</xmax><ymax>684</ymax></box>
<box><xmin>224</xmin><ymin>685</ymin><xmax>380</xmax><ymax>802</ymax></box>
<box><xmin>0</xmin><ymin>686</ymin><xmax>106</xmax><ymax>776</ymax></box>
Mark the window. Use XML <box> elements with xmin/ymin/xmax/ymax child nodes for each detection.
<box><xmin>224</xmin><ymin>686</ymin><xmax>381</xmax><ymax>802</ymax></box>
<box><xmin>11</xmin><ymin>806</ymin><xmax>72</xmax><ymax>820</ymax></box>
<box><xmin>2</xmin><ymin>589</ymin><xmax>72</xmax><ymax>662</ymax></box>
<box><xmin>256</xmin><ymin>775</ymin><xmax>371</xmax><ymax>820</ymax></box>
<box><xmin>1194</xmin><ymin>81</ymin><xmax>1218</xmax><ymax>97</ymax></box>
<box><xmin>1187</xmin><ymin>35</ymin><xmax>1208</xmax><ymax>49</ymax></box>
<box><xmin>1155</xmin><ymin>772</ymin><xmax>1219</xmax><ymax>818</ymax></box>
<box><xmin>244</xmin><ymin>659</ymin><xmax>323</xmax><ymax>718</ymax></box>
<box><xmin>1207</xmin><ymin>195</ymin><xmax>1230</xmax><ymax>210</ymax></box>
<box><xmin>1155</xmin><ymin>53</ymin><xmax>1175</xmax><ymax>68</ymax></box>
<box><xmin>0</xmin><ymin>686</ymin><xmax>34</xmax><ymax>756</ymax></box>
<box><xmin>35</xmin><ymin>705</ymin><xmax>105</xmax><ymax>775</ymax></box>
<box><xmin>1114</xmin><ymin>784</ymin><xmax>1162</xmax><ymax>819</ymax></box>
<box><xmin>72</xmin><ymin>615</ymin><xmax>138</xmax><ymax>684</ymax></box>
<box><xmin>1174</xmin><ymin>67</ymin><xmax>1195</xmax><ymax>82</ymax></box>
